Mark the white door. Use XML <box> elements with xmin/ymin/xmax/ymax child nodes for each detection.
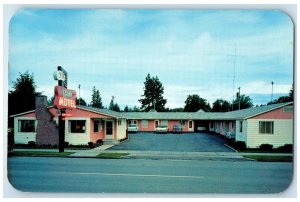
<box><xmin>105</xmin><ymin>120</ymin><xmax>114</xmax><ymax>140</ymax></box>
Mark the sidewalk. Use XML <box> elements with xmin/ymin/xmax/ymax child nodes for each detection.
<box><xmin>12</xmin><ymin>147</ymin><xmax>293</xmax><ymax>161</ymax></box>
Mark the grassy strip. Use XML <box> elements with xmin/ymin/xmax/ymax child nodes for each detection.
<box><xmin>243</xmin><ymin>155</ymin><xmax>293</xmax><ymax>162</ymax></box>
<box><xmin>97</xmin><ymin>153</ymin><xmax>129</xmax><ymax>159</ymax></box>
<box><xmin>8</xmin><ymin>151</ymin><xmax>75</xmax><ymax>157</ymax></box>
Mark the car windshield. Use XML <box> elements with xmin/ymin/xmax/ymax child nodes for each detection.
<box><xmin>159</xmin><ymin>125</ymin><xmax>167</xmax><ymax>128</ymax></box>
<box><xmin>174</xmin><ymin>125</ymin><xmax>181</xmax><ymax>128</ymax></box>
<box><xmin>129</xmin><ymin>124</ymin><xmax>137</xmax><ymax>127</ymax></box>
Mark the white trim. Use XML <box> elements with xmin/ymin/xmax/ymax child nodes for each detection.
<box><xmin>105</xmin><ymin>120</ymin><xmax>114</xmax><ymax>140</ymax></box>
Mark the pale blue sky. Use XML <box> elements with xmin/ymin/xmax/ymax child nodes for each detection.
<box><xmin>9</xmin><ymin>9</ymin><xmax>294</xmax><ymax>109</ymax></box>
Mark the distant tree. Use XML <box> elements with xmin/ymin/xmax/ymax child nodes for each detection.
<box><xmin>267</xmin><ymin>85</ymin><xmax>293</xmax><ymax>105</ymax></box>
<box><xmin>232</xmin><ymin>94</ymin><xmax>253</xmax><ymax>110</ymax></box>
<box><xmin>183</xmin><ymin>94</ymin><xmax>211</xmax><ymax>112</ymax></box>
<box><xmin>124</xmin><ymin>105</ymin><xmax>129</xmax><ymax>112</ymax></box>
<box><xmin>90</xmin><ymin>86</ymin><xmax>103</xmax><ymax>108</ymax></box>
<box><xmin>76</xmin><ymin>98</ymin><xmax>87</xmax><ymax>106</ymax></box>
<box><xmin>212</xmin><ymin>99</ymin><xmax>231</xmax><ymax>112</ymax></box>
<box><xmin>289</xmin><ymin>85</ymin><xmax>293</xmax><ymax>99</ymax></box>
<box><xmin>132</xmin><ymin>106</ymin><xmax>141</xmax><ymax>112</ymax></box>
<box><xmin>139</xmin><ymin>73</ymin><xmax>167</xmax><ymax>112</ymax></box>
<box><xmin>48</xmin><ymin>96</ymin><xmax>55</xmax><ymax>106</ymax></box>
<box><xmin>113</xmin><ymin>103</ymin><xmax>120</xmax><ymax>112</ymax></box>
<box><xmin>109</xmin><ymin>96</ymin><xmax>120</xmax><ymax>112</ymax></box>
<box><xmin>8</xmin><ymin>71</ymin><xmax>41</xmax><ymax>127</ymax></box>
<box><xmin>109</xmin><ymin>97</ymin><xmax>115</xmax><ymax>111</ymax></box>
<box><xmin>168</xmin><ymin>108</ymin><xmax>184</xmax><ymax>112</ymax></box>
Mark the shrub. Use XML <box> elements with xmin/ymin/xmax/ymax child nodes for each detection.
<box><xmin>96</xmin><ymin>139</ymin><xmax>103</xmax><ymax>146</ymax></box>
<box><xmin>225</xmin><ymin>137</ymin><xmax>235</xmax><ymax>146</ymax></box>
<box><xmin>277</xmin><ymin>144</ymin><xmax>293</xmax><ymax>153</ymax></box>
<box><xmin>88</xmin><ymin>142</ymin><xmax>95</xmax><ymax>148</ymax></box>
<box><xmin>259</xmin><ymin>144</ymin><xmax>273</xmax><ymax>151</ymax></box>
<box><xmin>8</xmin><ymin>128</ymin><xmax>14</xmax><ymax>147</ymax></box>
<box><xmin>234</xmin><ymin>141</ymin><xmax>246</xmax><ymax>151</ymax></box>
<box><xmin>28</xmin><ymin>141</ymin><xmax>36</xmax><ymax>147</ymax></box>
<box><xmin>64</xmin><ymin>142</ymin><xmax>69</xmax><ymax>147</ymax></box>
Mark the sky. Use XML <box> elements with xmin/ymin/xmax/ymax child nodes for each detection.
<box><xmin>8</xmin><ymin>9</ymin><xmax>294</xmax><ymax>109</ymax></box>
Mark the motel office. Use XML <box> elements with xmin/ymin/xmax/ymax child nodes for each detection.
<box><xmin>12</xmin><ymin>101</ymin><xmax>293</xmax><ymax>149</ymax></box>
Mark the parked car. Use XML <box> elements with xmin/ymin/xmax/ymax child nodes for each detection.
<box><xmin>155</xmin><ymin>125</ymin><xmax>169</xmax><ymax>133</ymax></box>
<box><xmin>172</xmin><ymin>124</ymin><xmax>183</xmax><ymax>133</ymax></box>
<box><xmin>128</xmin><ymin>124</ymin><xmax>139</xmax><ymax>133</ymax></box>
<box><xmin>225</xmin><ymin>131</ymin><xmax>236</xmax><ymax>139</ymax></box>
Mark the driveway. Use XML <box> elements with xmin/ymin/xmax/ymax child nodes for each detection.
<box><xmin>108</xmin><ymin>132</ymin><xmax>234</xmax><ymax>152</ymax></box>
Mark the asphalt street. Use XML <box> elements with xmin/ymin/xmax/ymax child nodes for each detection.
<box><xmin>109</xmin><ymin>132</ymin><xmax>234</xmax><ymax>152</ymax></box>
<box><xmin>7</xmin><ymin>157</ymin><xmax>293</xmax><ymax>194</ymax></box>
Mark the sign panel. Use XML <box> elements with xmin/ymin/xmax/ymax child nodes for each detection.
<box><xmin>53</xmin><ymin>70</ymin><xmax>66</xmax><ymax>81</ymax></box>
<box><xmin>57</xmin><ymin>66</ymin><xmax>68</xmax><ymax>88</ymax></box>
<box><xmin>54</xmin><ymin>86</ymin><xmax>77</xmax><ymax>109</ymax></box>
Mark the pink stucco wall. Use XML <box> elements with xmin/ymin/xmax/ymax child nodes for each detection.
<box><xmin>252</xmin><ymin>106</ymin><xmax>293</xmax><ymax>119</ymax></box>
<box><xmin>16</xmin><ymin>107</ymin><xmax>117</xmax><ymax>143</ymax></box>
<box><xmin>90</xmin><ymin>120</ymin><xmax>105</xmax><ymax>143</ymax></box>
<box><xmin>129</xmin><ymin>119</ymin><xmax>191</xmax><ymax>132</ymax></box>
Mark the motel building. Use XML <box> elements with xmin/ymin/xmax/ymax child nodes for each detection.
<box><xmin>11</xmin><ymin>96</ymin><xmax>293</xmax><ymax>149</ymax></box>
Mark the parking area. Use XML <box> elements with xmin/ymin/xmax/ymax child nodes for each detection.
<box><xmin>108</xmin><ymin>132</ymin><xmax>234</xmax><ymax>152</ymax></box>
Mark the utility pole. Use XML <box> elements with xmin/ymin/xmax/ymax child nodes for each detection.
<box><xmin>231</xmin><ymin>45</ymin><xmax>237</xmax><ymax>111</ymax></box>
<box><xmin>271</xmin><ymin>81</ymin><xmax>274</xmax><ymax>103</ymax></box>
<box><xmin>78</xmin><ymin>84</ymin><xmax>81</xmax><ymax>106</ymax></box>
<box><xmin>238</xmin><ymin>87</ymin><xmax>241</xmax><ymax>110</ymax></box>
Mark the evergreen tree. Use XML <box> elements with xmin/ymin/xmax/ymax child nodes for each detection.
<box><xmin>8</xmin><ymin>71</ymin><xmax>41</xmax><ymax>127</ymax></box>
<box><xmin>139</xmin><ymin>73</ymin><xmax>167</xmax><ymax>112</ymax></box>
<box><xmin>232</xmin><ymin>94</ymin><xmax>253</xmax><ymax>110</ymax></box>
<box><xmin>183</xmin><ymin>94</ymin><xmax>211</xmax><ymax>112</ymax></box>
<box><xmin>76</xmin><ymin>98</ymin><xmax>87</xmax><ymax>106</ymax></box>
<box><xmin>90</xmin><ymin>86</ymin><xmax>103</xmax><ymax>108</ymax></box>
<box><xmin>124</xmin><ymin>105</ymin><xmax>129</xmax><ymax>112</ymax></box>
<box><xmin>109</xmin><ymin>96</ymin><xmax>120</xmax><ymax>112</ymax></box>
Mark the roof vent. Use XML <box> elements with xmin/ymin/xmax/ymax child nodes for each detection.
<box><xmin>197</xmin><ymin>109</ymin><xmax>205</xmax><ymax>113</ymax></box>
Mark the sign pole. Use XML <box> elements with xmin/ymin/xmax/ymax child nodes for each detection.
<box><xmin>57</xmin><ymin>66</ymin><xmax>67</xmax><ymax>153</ymax></box>
<box><xmin>58</xmin><ymin>109</ymin><xmax>65</xmax><ymax>152</ymax></box>
<box><xmin>54</xmin><ymin>66</ymin><xmax>76</xmax><ymax>153</ymax></box>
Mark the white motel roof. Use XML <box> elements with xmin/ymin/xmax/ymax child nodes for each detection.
<box><xmin>122</xmin><ymin>102</ymin><xmax>293</xmax><ymax>120</ymax></box>
<box><xmin>11</xmin><ymin>102</ymin><xmax>293</xmax><ymax>121</ymax></box>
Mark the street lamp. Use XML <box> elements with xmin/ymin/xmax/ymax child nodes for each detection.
<box><xmin>271</xmin><ymin>81</ymin><xmax>274</xmax><ymax>103</ymax></box>
<box><xmin>78</xmin><ymin>84</ymin><xmax>81</xmax><ymax>106</ymax></box>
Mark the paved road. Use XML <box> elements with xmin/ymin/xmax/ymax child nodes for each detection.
<box><xmin>109</xmin><ymin>132</ymin><xmax>233</xmax><ymax>152</ymax></box>
<box><xmin>7</xmin><ymin>157</ymin><xmax>293</xmax><ymax>194</ymax></box>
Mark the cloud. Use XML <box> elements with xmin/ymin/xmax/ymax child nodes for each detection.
<box><xmin>8</xmin><ymin>9</ymin><xmax>293</xmax><ymax>109</ymax></box>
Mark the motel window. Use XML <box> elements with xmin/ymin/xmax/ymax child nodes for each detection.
<box><xmin>210</xmin><ymin>122</ymin><xmax>214</xmax><ymax>129</ymax></box>
<box><xmin>259</xmin><ymin>121</ymin><xmax>274</xmax><ymax>134</ymax></box>
<box><xmin>94</xmin><ymin>120</ymin><xmax>101</xmax><ymax>132</ymax></box>
<box><xmin>161</xmin><ymin>120</ymin><xmax>168</xmax><ymax>126</ymax></box>
<box><xmin>129</xmin><ymin>120</ymin><xmax>137</xmax><ymax>125</ymax></box>
<box><xmin>283</xmin><ymin>106</ymin><xmax>293</xmax><ymax>112</ymax></box>
<box><xmin>18</xmin><ymin>120</ymin><xmax>35</xmax><ymax>132</ymax></box>
<box><xmin>180</xmin><ymin>120</ymin><xmax>186</xmax><ymax>126</ymax></box>
<box><xmin>239</xmin><ymin>121</ymin><xmax>243</xmax><ymax>133</ymax></box>
<box><xmin>141</xmin><ymin>120</ymin><xmax>148</xmax><ymax>128</ymax></box>
<box><xmin>69</xmin><ymin>120</ymin><xmax>86</xmax><ymax>133</ymax></box>
<box><xmin>188</xmin><ymin>121</ymin><xmax>193</xmax><ymax>129</ymax></box>
<box><xmin>118</xmin><ymin>120</ymin><xmax>122</xmax><ymax>126</ymax></box>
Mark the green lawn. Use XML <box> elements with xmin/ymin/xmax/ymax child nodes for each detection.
<box><xmin>96</xmin><ymin>153</ymin><xmax>129</xmax><ymax>159</ymax></box>
<box><xmin>8</xmin><ymin>151</ymin><xmax>75</xmax><ymax>157</ymax></box>
<box><xmin>243</xmin><ymin>155</ymin><xmax>293</xmax><ymax>162</ymax></box>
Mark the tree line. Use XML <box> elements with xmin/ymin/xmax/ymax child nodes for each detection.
<box><xmin>8</xmin><ymin>71</ymin><xmax>294</xmax><ymax>126</ymax></box>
